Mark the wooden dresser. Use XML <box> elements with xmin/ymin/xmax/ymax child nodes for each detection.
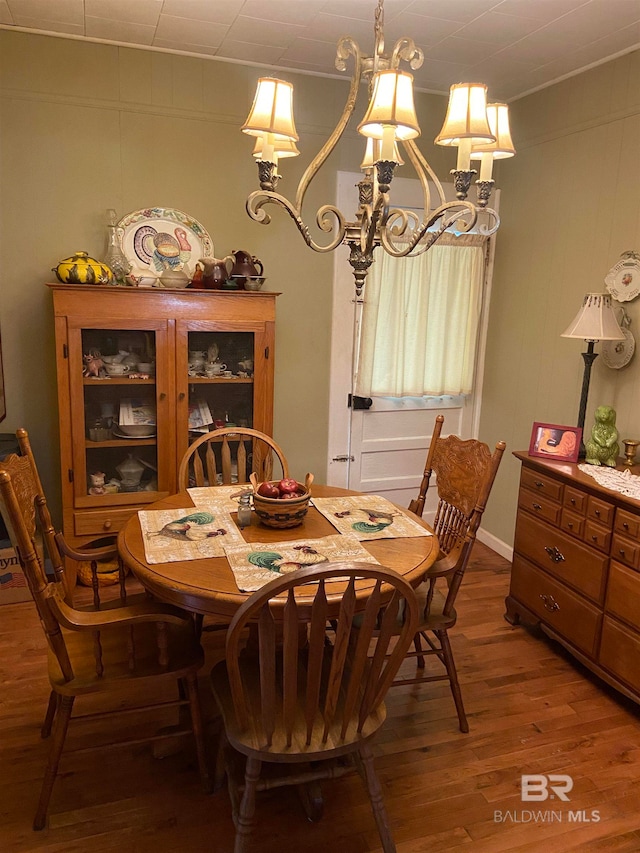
<box><xmin>506</xmin><ymin>451</ymin><xmax>640</xmax><ymax>704</ymax></box>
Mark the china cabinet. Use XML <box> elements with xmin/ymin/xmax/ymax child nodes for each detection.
<box><xmin>506</xmin><ymin>451</ymin><xmax>640</xmax><ymax>704</ymax></box>
<box><xmin>48</xmin><ymin>284</ymin><xmax>278</xmax><ymax>547</ymax></box>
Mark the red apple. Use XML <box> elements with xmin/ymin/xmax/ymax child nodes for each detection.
<box><xmin>257</xmin><ymin>481</ymin><xmax>280</xmax><ymax>498</ymax></box>
<box><xmin>280</xmin><ymin>492</ymin><xmax>300</xmax><ymax>500</ymax></box>
<box><xmin>278</xmin><ymin>478</ymin><xmax>299</xmax><ymax>494</ymax></box>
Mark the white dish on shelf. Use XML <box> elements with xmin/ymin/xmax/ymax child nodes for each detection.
<box><xmin>112</xmin><ymin>425</ymin><xmax>157</xmax><ymax>439</ymax></box>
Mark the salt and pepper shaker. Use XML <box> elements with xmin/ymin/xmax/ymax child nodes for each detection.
<box><xmin>236</xmin><ymin>492</ymin><xmax>252</xmax><ymax>528</ymax></box>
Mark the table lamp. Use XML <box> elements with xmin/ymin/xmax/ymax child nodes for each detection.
<box><xmin>561</xmin><ymin>292</ymin><xmax>624</xmax><ymax>455</ymax></box>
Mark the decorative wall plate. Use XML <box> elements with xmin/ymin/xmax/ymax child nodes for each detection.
<box><xmin>117</xmin><ymin>207</ymin><xmax>214</xmax><ymax>276</ymax></box>
<box><xmin>605</xmin><ymin>252</ymin><xmax>640</xmax><ymax>302</ymax></box>
<box><xmin>602</xmin><ymin>327</ymin><xmax>635</xmax><ymax>369</ymax></box>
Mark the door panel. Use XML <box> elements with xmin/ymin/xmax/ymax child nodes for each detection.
<box><xmin>327</xmin><ymin>171</ymin><xmax>497</xmax><ymax>514</ymax></box>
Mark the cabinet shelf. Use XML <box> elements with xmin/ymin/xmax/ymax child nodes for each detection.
<box><xmin>85</xmin><ymin>438</ymin><xmax>157</xmax><ymax>448</ymax></box>
<box><xmin>83</xmin><ymin>378</ymin><xmax>155</xmax><ymax>386</ymax></box>
<box><xmin>188</xmin><ymin>377</ymin><xmax>253</xmax><ymax>384</ymax></box>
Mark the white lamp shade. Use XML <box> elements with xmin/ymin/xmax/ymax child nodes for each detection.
<box><xmin>561</xmin><ymin>293</ymin><xmax>625</xmax><ymax>341</ymax></box>
<box><xmin>242</xmin><ymin>78</ymin><xmax>298</xmax><ymax>141</ymax></box>
<box><xmin>470</xmin><ymin>103</ymin><xmax>515</xmax><ymax>159</ymax></box>
<box><xmin>435</xmin><ymin>83</ymin><xmax>495</xmax><ymax>146</ymax></box>
<box><xmin>360</xmin><ymin>136</ymin><xmax>404</xmax><ymax>168</ymax></box>
<box><xmin>252</xmin><ymin>134</ymin><xmax>300</xmax><ymax>160</ymax></box>
<box><xmin>358</xmin><ymin>70</ymin><xmax>420</xmax><ymax>141</ymax></box>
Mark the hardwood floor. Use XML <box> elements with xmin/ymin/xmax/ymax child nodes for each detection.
<box><xmin>2</xmin><ymin>543</ymin><xmax>640</xmax><ymax>852</ymax></box>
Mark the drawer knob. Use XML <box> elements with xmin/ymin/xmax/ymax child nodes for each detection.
<box><xmin>103</xmin><ymin>520</ymin><xmax>112</xmax><ymax>530</ymax></box>
<box><xmin>544</xmin><ymin>545</ymin><xmax>565</xmax><ymax>563</ymax></box>
<box><xmin>539</xmin><ymin>593</ymin><xmax>560</xmax><ymax>613</ymax></box>
<box><xmin>534</xmin><ymin>481</ymin><xmax>544</xmax><ymax>489</ymax></box>
<box><xmin>567</xmin><ymin>522</ymin><xmax>573</xmax><ymax>529</ymax></box>
<box><xmin>623</xmin><ymin>522</ymin><xmax>629</xmax><ymax>530</ymax></box>
<box><xmin>570</xmin><ymin>498</ymin><xmax>576</xmax><ymax>505</ymax></box>
<box><xmin>591</xmin><ymin>535</ymin><xmax>598</xmax><ymax>542</ymax></box>
<box><xmin>619</xmin><ymin>549</ymin><xmax>626</xmax><ymax>557</ymax></box>
<box><xmin>595</xmin><ymin>509</ymin><xmax>601</xmax><ymax>517</ymax></box>
<box><xmin>533</xmin><ymin>503</ymin><xmax>542</xmax><ymax>511</ymax></box>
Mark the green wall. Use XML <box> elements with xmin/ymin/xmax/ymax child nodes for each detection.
<box><xmin>0</xmin><ymin>29</ymin><xmax>448</xmax><ymax>527</ymax></box>
<box><xmin>479</xmin><ymin>50</ymin><xmax>640</xmax><ymax>548</ymax></box>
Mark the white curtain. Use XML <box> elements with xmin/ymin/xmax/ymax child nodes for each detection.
<box><xmin>355</xmin><ymin>236</ymin><xmax>486</xmax><ymax>398</ymax></box>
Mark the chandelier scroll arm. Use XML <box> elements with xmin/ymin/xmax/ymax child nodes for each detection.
<box><xmin>294</xmin><ymin>38</ymin><xmax>363</xmax><ymax>213</ymax></box>
<box><xmin>379</xmin><ymin>200</ymin><xmax>479</xmax><ymax>257</ymax></box>
<box><xmin>390</xmin><ymin>37</ymin><xmax>424</xmax><ymax>71</ymax></box>
<box><xmin>246</xmin><ymin>191</ymin><xmax>347</xmax><ymax>254</ymax></box>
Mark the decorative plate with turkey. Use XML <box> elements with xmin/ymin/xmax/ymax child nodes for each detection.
<box><xmin>118</xmin><ymin>207</ymin><xmax>214</xmax><ymax>277</ymax></box>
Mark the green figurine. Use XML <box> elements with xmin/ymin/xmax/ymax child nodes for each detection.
<box><xmin>585</xmin><ymin>405</ymin><xmax>620</xmax><ymax>467</ymax></box>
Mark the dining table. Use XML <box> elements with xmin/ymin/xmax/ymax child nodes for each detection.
<box><xmin>117</xmin><ymin>483</ymin><xmax>439</xmax><ymax>620</ymax></box>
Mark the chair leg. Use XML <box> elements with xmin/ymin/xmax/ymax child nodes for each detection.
<box><xmin>234</xmin><ymin>756</ymin><xmax>261</xmax><ymax>853</ymax></box>
<box><xmin>34</xmin><ymin>694</ymin><xmax>74</xmax><ymax>830</ymax></box>
<box><xmin>413</xmin><ymin>633</ymin><xmax>425</xmax><ymax>669</ymax></box>
<box><xmin>185</xmin><ymin>673</ymin><xmax>213</xmax><ymax>794</ymax></box>
<box><xmin>437</xmin><ymin>629</ymin><xmax>469</xmax><ymax>733</ymax></box>
<box><xmin>41</xmin><ymin>691</ymin><xmax>59</xmax><ymax>739</ymax></box>
<box><xmin>356</xmin><ymin>743</ymin><xmax>396</xmax><ymax>853</ymax></box>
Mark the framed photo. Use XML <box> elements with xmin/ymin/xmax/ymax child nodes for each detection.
<box><xmin>529</xmin><ymin>422</ymin><xmax>581</xmax><ymax>463</ymax></box>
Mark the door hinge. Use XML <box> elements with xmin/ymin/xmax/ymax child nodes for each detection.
<box><xmin>332</xmin><ymin>455</ymin><xmax>355</xmax><ymax>462</ymax></box>
<box><xmin>63</xmin><ymin>343</ymin><xmax>68</xmax><ymax>359</ymax></box>
<box><xmin>68</xmin><ymin>469</ymin><xmax>74</xmax><ymax>483</ymax></box>
<box><xmin>348</xmin><ymin>394</ymin><xmax>372</xmax><ymax>410</ymax></box>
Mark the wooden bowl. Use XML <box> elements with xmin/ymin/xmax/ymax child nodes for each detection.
<box><xmin>250</xmin><ymin>473</ymin><xmax>313</xmax><ymax>529</ymax></box>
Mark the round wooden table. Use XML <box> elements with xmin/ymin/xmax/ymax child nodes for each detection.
<box><xmin>117</xmin><ymin>484</ymin><xmax>438</xmax><ymax>619</ymax></box>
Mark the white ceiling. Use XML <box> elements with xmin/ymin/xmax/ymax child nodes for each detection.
<box><xmin>0</xmin><ymin>0</ymin><xmax>638</xmax><ymax>101</ymax></box>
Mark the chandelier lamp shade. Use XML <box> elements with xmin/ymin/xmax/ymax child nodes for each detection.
<box><xmin>561</xmin><ymin>293</ymin><xmax>625</xmax><ymax>452</ymax></box>
<box><xmin>241</xmin><ymin>0</ymin><xmax>515</xmax><ymax>295</ymax></box>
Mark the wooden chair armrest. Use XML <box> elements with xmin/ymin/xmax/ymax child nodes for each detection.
<box><xmin>44</xmin><ymin>585</ymin><xmax>191</xmax><ymax>631</ymax></box>
<box><xmin>55</xmin><ymin>532</ymin><xmax>117</xmax><ymax>562</ymax></box>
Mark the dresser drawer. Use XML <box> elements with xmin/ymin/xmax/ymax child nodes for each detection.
<box><xmin>511</xmin><ymin>556</ymin><xmax>601</xmax><ymax>657</ymax></box>
<box><xmin>74</xmin><ymin>508</ymin><xmax>136</xmax><ymax>537</ymax></box>
<box><xmin>560</xmin><ymin>508</ymin><xmax>585</xmax><ymax>539</ymax></box>
<box><xmin>586</xmin><ymin>495</ymin><xmax>615</xmax><ymax>529</ymax></box>
<box><xmin>520</xmin><ymin>468</ymin><xmax>563</xmax><ymax>502</ymax></box>
<box><xmin>611</xmin><ymin>533</ymin><xmax>640</xmax><ymax>570</ymax></box>
<box><xmin>605</xmin><ymin>561</ymin><xmax>640</xmax><ymax>631</ymax></box>
<box><xmin>599</xmin><ymin>616</ymin><xmax>640</xmax><ymax>693</ymax></box>
<box><xmin>615</xmin><ymin>508</ymin><xmax>640</xmax><ymax>541</ymax></box>
<box><xmin>514</xmin><ymin>513</ymin><xmax>608</xmax><ymax>603</ymax></box>
<box><xmin>584</xmin><ymin>520</ymin><xmax>612</xmax><ymax>553</ymax></box>
<box><xmin>518</xmin><ymin>489</ymin><xmax>561</xmax><ymax>525</ymax></box>
<box><xmin>564</xmin><ymin>486</ymin><xmax>587</xmax><ymax>514</ymax></box>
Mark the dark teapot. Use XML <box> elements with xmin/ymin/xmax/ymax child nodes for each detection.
<box><xmin>230</xmin><ymin>249</ymin><xmax>264</xmax><ymax>279</ymax></box>
<box><xmin>199</xmin><ymin>256</ymin><xmax>234</xmax><ymax>289</ymax></box>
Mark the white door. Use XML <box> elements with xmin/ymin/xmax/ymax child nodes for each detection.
<box><xmin>326</xmin><ymin>172</ymin><xmax>497</xmax><ymax>515</ymax></box>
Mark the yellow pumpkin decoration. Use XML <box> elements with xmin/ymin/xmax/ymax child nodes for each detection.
<box><xmin>53</xmin><ymin>251</ymin><xmax>113</xmax><ymax>285</ymax></box>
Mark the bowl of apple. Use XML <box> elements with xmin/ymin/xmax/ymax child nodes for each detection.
<box><xmin>250</xmin><ymin>472</ymin><xmax>313</xmax><ymax>528</ymax></box>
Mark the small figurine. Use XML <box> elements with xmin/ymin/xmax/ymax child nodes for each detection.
<box><xmin>88</xmin><ymin>472</ymin><xmax>106</xmax><ymax>495</ymax></box>
<box><xmin>83</xmin><ymin>349</ymin><xmax>105</xmax><ymax>377</ymax></box>
<box><xmin>585</xmin><ymin>405</ymin><xmax>620</xmax><ymax>467</ymax></box>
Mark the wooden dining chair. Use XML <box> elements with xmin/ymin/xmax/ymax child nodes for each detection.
<box><xmin>0</xmin><ymin>466</ymin><xmax>212</xmax><ymax>830</ymax></box>
<box><xmin>398</xmin><ymin>415</ymin><xmax>506</xmax><ymax>732</ymax></box>
<box><xmin>178</xmin><ymin>426</ymin><xmax>289</xmax><ymax>490</ymax></box>
<box><xmin>210</xmin><ymin>560</ymin><xmax>419</xmax><ymax>853</ymax></box>
<box><xmin>8</xmin><ymin>428</ymin><xmax>126</xmax><ymax>608</ymax></box>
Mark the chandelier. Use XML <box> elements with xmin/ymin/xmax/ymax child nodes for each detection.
<box><xmin>241</xmin><ymin>0</ymin><xmax>515</xmax><ymax>296</ymax></box>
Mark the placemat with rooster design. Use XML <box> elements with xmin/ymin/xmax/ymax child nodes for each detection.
<box><xmin>138</xmin><ymin>504</ymin><xmax>245</xmax><ymax>563</ymax></box>
<box><xmin>312</xmin><ymin>496</ymin><xmax>432</xmax><ymax>541</ymax></box>
<box><xmin>223</xmin><ymin>533</ymin><xmax>377</xmax><ymax>592</ymax></box>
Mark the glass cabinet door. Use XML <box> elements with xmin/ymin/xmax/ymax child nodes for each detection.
<box><xmin>176</xmin><ymin>321</ymin><xmax>273</xmax><ymax>479</ymax></box>
<box><xmin>69</xmin><ymin>320</ymin><xmax>170</xmax><ymax>506</ymax></box>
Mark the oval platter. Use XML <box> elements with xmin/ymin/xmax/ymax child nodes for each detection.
<box><xmin>117</xmin><ymin>207</ymin><xmax>214</xmax><ymax>277</ymax></box>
